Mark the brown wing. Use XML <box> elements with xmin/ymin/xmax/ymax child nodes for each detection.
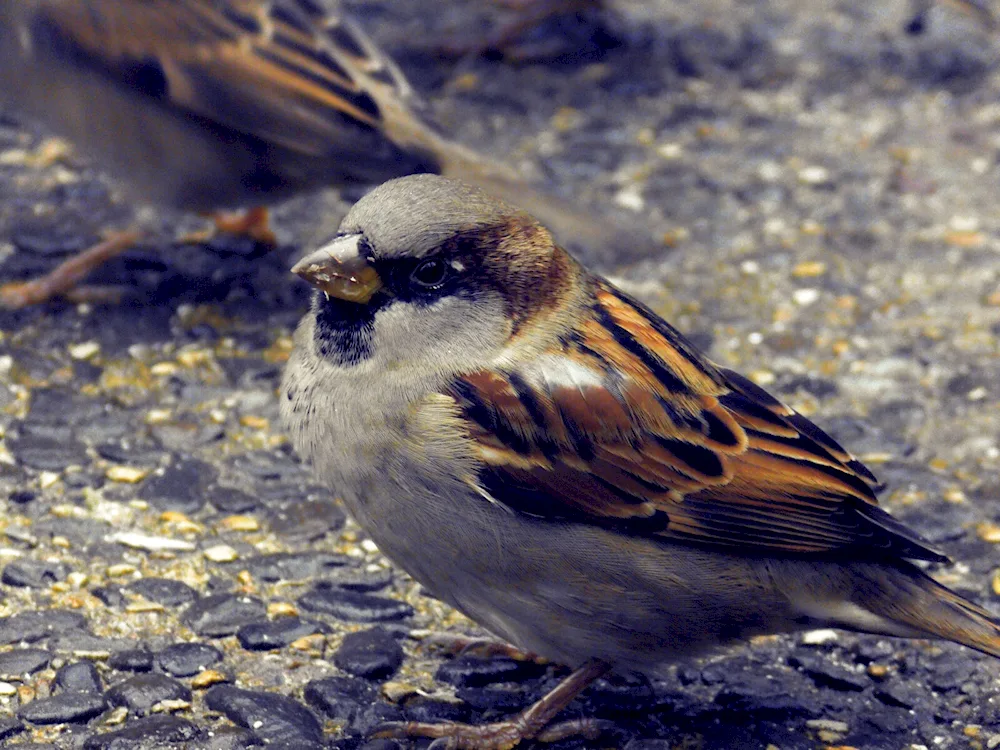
<box><xmin>14</xmin><ymin>0</ymin><xmax>437</xmax><ymax>170</ymax></box>
<box><xmin>448</xmin><ymin>281</ymin><xmax>946</xmax><ymax>563</ymax></box>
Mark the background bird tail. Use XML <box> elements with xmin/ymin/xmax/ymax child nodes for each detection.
<box><xmin>421</xmin><ymin>130</ymin><xmax>664</xmax><ymax>267</ymax></box>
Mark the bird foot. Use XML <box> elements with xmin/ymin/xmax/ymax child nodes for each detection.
<box><xmin>0</xmin><ymin>229</ymin><xmax>141</xmax><ymax>309</ymax></box>
<box><xmin>373</xmin><ymin>660</ymin><xmax>610</xmax><ymax>749</ymax></box>
<box><xmin>183</xmin><ymin>206</ymin><xmax>277</xmax><ymax>247</ymax></box>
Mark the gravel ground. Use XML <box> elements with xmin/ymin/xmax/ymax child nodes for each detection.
<box><xmin>2</xmin><ymin>1</ymin><xmax>1000</xmax><ymax>748</ymax></box>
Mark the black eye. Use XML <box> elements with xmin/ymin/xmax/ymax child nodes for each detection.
<box><xmin>409</xmin><ymin>258</ymin><xmax>449</xmax><ymax>290</ymax></box>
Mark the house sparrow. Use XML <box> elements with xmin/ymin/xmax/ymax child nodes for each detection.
<box><xmin>435</xmin><ymin>0</ymin><xmax>607</xmax><ymax>60</ymax></box>
<box><xmin>0</xmin><ymin>0</ymin><xmax>644</xmax><ymax>308</ymax></box>
<box><xmin>281</xmin><ymin>174</ymin><xmax>1000</xmax><ymax>749</ymax></box>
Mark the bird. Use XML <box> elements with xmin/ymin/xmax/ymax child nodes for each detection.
<box><xmin>0</xmin><ymin>0</ymin><xmax>645</xmax><ymax>309</ymax></box>
<box><xmin>908</xmin><ymin>0</ymin><xmax>996</xmax><ymax>33</ymax></box>
<box><xmin>280</xmin><ymin>174</ymin><xmax>1000</xmax><ymax>749</ymax></box>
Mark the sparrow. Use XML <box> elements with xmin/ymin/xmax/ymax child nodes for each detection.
<box><xmin>435</xmin><ymin>0</ymin><xmax>608</xmax><ymax>60</ymax></box>
<box><xmin>0</xmin><ymin>0</ymin><xmax>644</xmax><ymax>308</ymax></box>
<box><xmin>281</xmin><ymin>174</ymin><xmax>1000</xmax><ymax>749</ymax></box>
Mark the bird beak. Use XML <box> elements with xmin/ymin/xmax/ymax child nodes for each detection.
<box><xmin>291</xmin><ymin>234</ymin><xmax>383</xmax><ymax>304</ymax></box>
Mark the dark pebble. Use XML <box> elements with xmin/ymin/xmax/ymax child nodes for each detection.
<box><xmin>106</xmin><ymin>674</ymin><xmax>192</xmax><ymax>716</ymax></box>
<box><xmin>436</xmin><ymin>656</ymin><xmax>540</xmax><ymax>688</ymax></box>
<box><xmin>63</xmin><ymin>470</ymin><xmax>103</xmax><ymax>490</ymax></box>
<box><xmin>850</xmin><ymin>639</ymin><xmax>896</xmax><ymax>664</ymax></box>
<box><xmin>141</xmin><ymin>459</ymin><xmax>217</xmax><ymax>513</ymax></box>
<box><xmin>82</xmin><ymin>715</ymin><xmax>201</xmax><ymax>750</ymax></box>
<box><xmin>357</xmin><ymin>742</ymin><xmax>403</xmax><ymax>750</ymax></box>
<box><xmin>0</xmin><ymin>648</ymin><xmax>49</xmax><ymax>677</ymax></box>
<box><xmin>156</xmin><ymin>642</ymin><xmax>223</xmax><ymax>677</ymax></box>
<box><xmin>244</xmin><ymin>552</ymin><xmax>349</xmax><ymax>583</ymax></box>
<box><xmin>0</xmin><ymin>716</ymin><xmax>24</xmax><ymax>741</ymax></box>
<box><xmin>456</xmin><ymin>685</ymin><xmax>531</xmax><ymax>712</ymax></box>
<box><xmin>208</xmin><ymin>487</ymin><xmax>259</xmax><ymax>514</ymax></box>
<box><xmin>91</xmin><ymin>586</ymin><xmax>127</xmax><ymax>608</ymax></box>
<box><xmin>25</xmin><ymin>387</ymin><xmax>96</xmax><ymax>422</ymax></box>
<box><xmin>49</xmin><ymin>633</ymin><xmax>126</xmax><ymax>655</ymax></box>
<box><xmin>237</xmin><ymin>617</ymin><xmax>324</xmax><ymax>650</ymax></box>
<box><xmin>677</xmin><ymin>666</ymin><xmax>700</xmax><ymax>685</ymax></box>
<box><xmin>404</xmin><ymin>695</ymin><xmax>470</xmax><ymax>724</ymax></box>
<box><xmin>714</xmin><ymin>673</ymin><xmax>817</xmax><ymax>719</ymax></box>
<box><xmin>190</xmin><ymin>724</ymin><xmax>259</xmax><ymax>750</ymax></box>
<box><xmin>34</xmin><ymin>517</ymin><xmax>107</xmax><ymax>549</ymax></box>
<box><xmin>181</xmin><ymin>594</ymin><xmax>267</xmax><ymax>637</ymax></box>
<box><xmin>126</xmin><ymin>578</ymin><xmax>198</xmax><ymax>608</ymax></box>
<box><xmin>204</xmin><ymin>685</ymin><xmax>324</xmax><ymax>747</ymax></box>
<box><xmin>18</xmin><ymin>691</ymin><xmax>107</xmax><ymax>724</ymax></box>
<box><xmin>219</xmin><ymin>355</ymin><xmax>281</xmax><ymax>386</ymax></box>
<box><xmin>54</xmin><ymin>661</ymin><xmax>102</xmax><ymax>693</ymax></box>
<box><xmin>930</xmin><ymin>662</ymin><xmax>977</xmax><ymax>692</ymax></box>
<box><xmin>8</xmin><ymin>490</ymin><xmax>36</xmax><ymax>504</ymax></box>
<box><xmin>230</xmin><ymin>450</ymin><xmax>293</xmax><ymax>480</ymax></box>
<box><xmin>789</xmin><ymin>654</ymin><xmax>867</xmax><ymax>692</ymax></box>
<box><xmin>861</xmin><ymin>705</ymin><xmax>918</xmax><ymax>734</ymax></box>
<box><xmin>304</xmin><ymin>676</ymin><xmax>377</xmax><ymax>722</ymax></box>
<box><xmin>584</xmin><ymin>673</ymin><xmax>659</xmax><ymax>714</ymax></box>
<box><xmin>334</xmin><ymin>567</ymin><xmax>394</xmax><ymax>592</ymax></box>
<box><xmin>298</xmin><ymin>587</ymin><xmax>413</xmax><ymax>623</ymax></box>
<box><xmin>109</xmin><ymin>646</ymin><xmax>154</xmax><ymax>672</ymax></box>
<box><xmin>0</xmin><ymin>610</ymin><xmax>87</xmax><ymax>644</ymax></box>
<box><xmin>874</xmin><ymin>682</ymin><xmax>919</xmax><ymax>709</ymax></box>
<box><xmin>267</xmin><ymin>496</ymin><xmax>346</xmax><ymax>542</ymax></box>
<box><xmin>2</xmin><ymin>559</ymin><xmax>68</xmax><ymax>588</ymax></box>
<box><xmin>206</xmin><ymin>576</ymin><xmax>235</xmax><ymax>595</ymax></box>
<box><xmin>334</xmin><ymin>627</ymin><xmax>403</xmax><ymax>680</ymax></box>
<box><xmin>9</xmin><ymin>432</ymin><xmax>88</xmax><ymax>471</ymax></box>
<box><xmin>94</xmin><ymin>438</ymin><xmax>163</xmax><ymax>467</ymax></box>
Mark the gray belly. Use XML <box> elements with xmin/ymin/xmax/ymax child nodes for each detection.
<box><xmin>343</xmin><ymin>477</ymin><xmax>804</xmax><ymax>672</ymax></box>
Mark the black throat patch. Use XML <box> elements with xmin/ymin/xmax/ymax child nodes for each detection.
<box><xmin>312</xmin><ymin>292</ymin><xmax>380</xmax><ymax>366</ymax></box>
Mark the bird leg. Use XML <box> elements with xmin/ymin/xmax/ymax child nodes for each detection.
<box><xmin>0</xmin><ymin>228</ymin><xmax>142</xmax><ymax>309</ymax></box>
<box><xmin>182</xmin><ymin>206</ymin><xmax>277</xmax><ymax>247</ymax></box>
<box><xmin>372</xmin><ymin>659</ymin><xmax>610</xmax><ymax>750</ymax></box>
<box><xmin>435</xmin><ymin>0</ymin><xmax>605</xmax><ymax>60</ymax></box>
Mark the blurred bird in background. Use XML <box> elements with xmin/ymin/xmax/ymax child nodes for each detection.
<box><xmin>0</xmin><ymin>0</ymin><xmax>637</xmax><ymax>309</ymax></box>
<box><xmin>908</xmin><ymin>0</ymin><xmax>995</xmax><ymax>32</ymax></box>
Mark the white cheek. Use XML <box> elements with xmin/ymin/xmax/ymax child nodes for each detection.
<box><xmin>371</xmin><ymin>293</ymin><xmax>510</xmax><ymax>374</ymax></box>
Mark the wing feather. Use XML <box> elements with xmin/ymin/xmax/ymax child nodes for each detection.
<box><xmin>447</xmin><ymin>279</ymin><xmax>945</xmax><ymax>563</ymax></box>
<box><xmin>22</xmin><ymin>0</ymin><xmax>427</xmax><ymax>162</ymax></box>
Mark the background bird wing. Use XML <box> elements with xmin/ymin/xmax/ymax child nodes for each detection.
<box><xmin>16</xmin><ymin>0</ymin><xmax>426</xmax><ymax>159</ymax></box>
<box><xmin>447</xmin><ymin>280</ymin><xmax>946</xmax><ymax>562</ymax></box>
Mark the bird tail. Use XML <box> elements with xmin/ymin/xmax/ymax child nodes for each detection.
<box><xmin>379</xmin><ymin>100</ymin><xmax>662</xmax><ymax>266</ymax></box>
<box><xmin>937</xmin><ymin>0</ymin><xmax>996</xmax><ymax>30</ymax></box>
<box><xmin>800</xmin><ymin>560</ymin><xmax>1000</xmax><ymax>659</ymax></box>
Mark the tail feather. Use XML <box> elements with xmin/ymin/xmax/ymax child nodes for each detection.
<box><xmin>849</xmin><ymin>562</ymin><xmax>1000</xmax><ymax>659</ymax></box>
<box><xmin>385</xmin><ymin>109</ymin><xmax>664</xmax><ymax>267</ymax></box>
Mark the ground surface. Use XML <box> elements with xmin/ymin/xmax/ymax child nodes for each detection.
<box><xmin>1</xmin><ymin>0</ymin><xmax>1000</xmax><ymax>748</ymax></box>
